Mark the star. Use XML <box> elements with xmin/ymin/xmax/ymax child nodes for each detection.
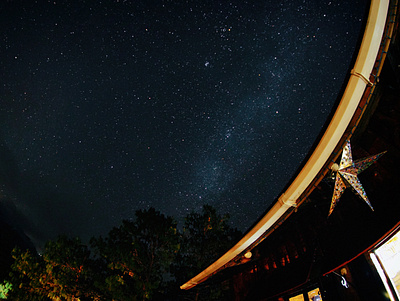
<box><xmin>328</xmin><ymin>140</ymin><xmax>386</xmax><ymax>216</ymax></box>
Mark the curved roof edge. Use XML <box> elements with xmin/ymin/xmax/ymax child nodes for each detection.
<box><xmin>181</xmin><ymin>0</ymin><xmax>390</xmax><ymax>290</ymax></box>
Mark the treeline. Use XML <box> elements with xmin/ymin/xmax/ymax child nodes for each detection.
<box><xmin>1</xmin><ymin>205</ymin><xmax>241</xmax><ymax>301</ymax></box>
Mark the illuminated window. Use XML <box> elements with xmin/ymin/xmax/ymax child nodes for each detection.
<box><xmin>371</xmin><ymin>228</ymin><xmax>400</xmax><ymax>301</ymax></box>
<box><xmin>289</xmin><ymin>293</ymin><xmax>305</xmax><ymax>301</ymax></box>
<box><xmin>307</xmin><ymin>288</ymin><xmax>323</xmax><ymax>301</ymax></box>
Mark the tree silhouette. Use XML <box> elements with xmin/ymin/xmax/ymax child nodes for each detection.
<box><xmin>91</xmin><ymin>207</ymin><xmax>179</xmax><ymax>300</ymax></box>
<box><xmin>7</xmin><ymin>206</ymin><xmax>239</xmax><ymax>300</ymax></box>
<box><xmin>9</xmin><ymin>235</ymin><xmax>101</xmax><ymax>300</ymax></box>
<box><xmin>173</xmin><ymin>205</ymin><xmax>241</xmax><ymax>300</ymax></box>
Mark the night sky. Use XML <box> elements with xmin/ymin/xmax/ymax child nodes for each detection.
<box><xmin>0</xmin><ymin>0</ymin><xmax>368</xmax><ymax>249</ymax></box>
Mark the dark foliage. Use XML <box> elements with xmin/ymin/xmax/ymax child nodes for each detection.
<box><xmin>6</xmin><ymin>205</ymin><xmax>239</xmax><ymax>300</ymax></box>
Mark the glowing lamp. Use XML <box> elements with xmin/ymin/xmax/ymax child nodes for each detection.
<box><xmin>244</xmin><ymin>251</ymin><xmax>252</xmax><ymax>259</ymax></box>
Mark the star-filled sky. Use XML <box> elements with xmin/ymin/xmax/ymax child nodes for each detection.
<box><xmin>0</xmin><ymin>0</ymin><xmax>368</xmax><ymax>249</ymax></box>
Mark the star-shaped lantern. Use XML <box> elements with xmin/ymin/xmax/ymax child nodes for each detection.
<box><xmin>328</xmin><ymin>140</ymin><xmax>386</xmax><ymax>216</ymax></box>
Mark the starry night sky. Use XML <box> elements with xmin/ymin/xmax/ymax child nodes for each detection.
<box><xmin>0</xmin><ymin>0</ymin><xmax>368</xmax><ymax>248</ymax></box>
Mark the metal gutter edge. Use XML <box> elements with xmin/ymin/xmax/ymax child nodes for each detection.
<box><xmin>180</xmin><ymin>0</ymin><xmax>390</xmax><ymax>290</ymax></box>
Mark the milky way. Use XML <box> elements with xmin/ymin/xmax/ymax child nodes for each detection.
<box><xmin>0</xmin><ymin>0</ymin><xmax>368</xmax><ymax>247</ymax></box>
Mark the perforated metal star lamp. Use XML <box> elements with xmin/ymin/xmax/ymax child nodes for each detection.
<box><xmin>328</xmin><ymin>140</ymin><xmax>386</xmax><ymax>216</ymax></box>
